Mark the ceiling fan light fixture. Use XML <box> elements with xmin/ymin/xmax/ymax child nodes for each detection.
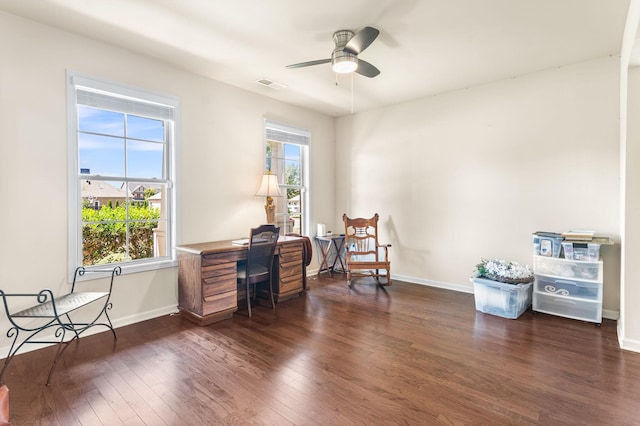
<box><xmin>332</xmin><ymin>49</ymin><xmax>358</xmax><ymax>74</ymax></box>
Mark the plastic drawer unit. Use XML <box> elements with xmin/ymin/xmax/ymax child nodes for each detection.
<box><xmin>533</xmin><ymin>256</ymin><xmax>602</xmax><ymax>282</ymax></box>
<box><xmin>532</xmin><ymin>254</ymin><xmax>603</xmax><ymax>324</ymax></box>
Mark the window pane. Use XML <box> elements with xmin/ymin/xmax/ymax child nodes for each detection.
<box><xmin>127</xmin><ymin>220</ymin><xmax>159</xmax><ymax>261</ymax></box>
<box><xmin>80</xmin><ymin>179</ymin><xmax>165</xmax><ymax>266</ymax></box>
<box><xmin>265</xmin><ymin>132</ymin><xmax>307</xmax><ymax>236</ymax></box>
<box><xmin>78</xmin><ymin>106</ymin><xmax>124</xmax><ymax>137</ymax></box>
<box><xmin>284</xmin><ymin>144</ymin><xmax>300</xmax><ymax>160</ymax></box>
<box><xmin>79</xmin><ymin>133</ymin><xmax>125</xmax><ymax>176</ymax></box>
<box><xmin>126</xmin><ymin>140</ymin><xmax>164</xmax><ymax>178</ymax></box>
<box><xmin>285</xmin><ymin>160</ymin><xmax>301</xmax><ymax>186</ymax></box>
<box><xmin>81</xmin><ymin>185</ymin><xmax>128</xmax><ymax>266</ymax></box>
<box><xmin>126</xmin><ymin>182</ymin><xmax>166</xmax><ymax>259</ymax></box>
<box><xmin>127</xmin><ymin>115</ymin><xmax>165</xmax><ymax>142</ymax></box>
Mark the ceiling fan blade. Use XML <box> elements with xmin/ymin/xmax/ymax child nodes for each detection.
<box><xmin>344</xmin><ymin>26</ymin><xmax>380</xmax><ymax>55</ymax></box>
<box><xmin>285</xmin><ymin>58</ymin><xmax>331</xmax><ymax>69</ymax></box>
<box><xmin>356</xmin><ymin>59</ymin><xmax>380</xmax><ymax>78</ymax></box>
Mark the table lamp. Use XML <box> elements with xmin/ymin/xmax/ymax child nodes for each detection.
<box><xmin>255</xmin><ymin>172</ymin><xmax>282</xmax><ymax>224</ymax></box>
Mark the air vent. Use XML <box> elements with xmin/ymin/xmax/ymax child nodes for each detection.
<box><xmin>255</xmin><ymin>77</ymin><xmax>287</xmax><ymax>90</ymax></box>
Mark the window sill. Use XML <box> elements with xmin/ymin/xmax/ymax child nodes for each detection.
<box><xmin>75</xmin><ymin>259</ymin><xmax>177</xmax><ymax>282</ymax></box>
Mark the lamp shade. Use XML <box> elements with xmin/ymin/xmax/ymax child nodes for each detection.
<box><xmin>255</xmin><ymin>173</ymin><xmax>283</xmax><ymax>197</ymax></box>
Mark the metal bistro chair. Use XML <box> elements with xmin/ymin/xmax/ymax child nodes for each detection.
<box><xmin>342</xmin><ymin>213</ymin><xmax>392</xmax><ymax>288</ymax></box>
<box><xmin>237</xmin><ymin>224</ymin><xmax>280</xmax><ymax>317</ymax></box>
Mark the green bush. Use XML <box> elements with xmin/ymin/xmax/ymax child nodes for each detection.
<box><xmin>82</xmin><ymin>203</ymin><xmax>160</xmax><ymax>265</ymax></box>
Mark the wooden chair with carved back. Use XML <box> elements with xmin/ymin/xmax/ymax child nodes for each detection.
<box><xmin>342</xmin><ymin>213</ymin><xmax>391</xmax><ymax>288</ymax></box>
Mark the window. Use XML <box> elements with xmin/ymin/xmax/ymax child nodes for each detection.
<box><xmin>264</xmin><ymin>119</ymin><xmax>310</xmax><ymax>236</ymax></box>
<box><xmin>68</xmin><ymin>72</ymin><xmax>178</xmax><ymax>275</ymax></box>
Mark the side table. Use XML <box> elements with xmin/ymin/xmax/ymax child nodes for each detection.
<box><xmin>314</xmin><ymin>234</ymin><xmax>346</xmax><ymax>277</ymax></box>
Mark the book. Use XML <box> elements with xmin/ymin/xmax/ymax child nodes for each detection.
<box><xmin>231</xmin><ymin>238</ymin><xmax>250</xmax><ymax>246</ymax></box>
<box><xmin>561</xmin><ymin>230</ymin><xmax>595</xmax><ymax>241</ymax></box>
<box><xmin>533</xmin><ymin>231</ymin><xmax>562</xmax><ymax>238</ymax></box>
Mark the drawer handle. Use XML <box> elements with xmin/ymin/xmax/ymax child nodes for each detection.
<box><xmin>544</xmin><ymin>285</ymin><xmax>570</xmax><ymax>296</ymax></box>
<box><xmin>553</xmin><ymin>279</ymin><xmax>578</xmax><ymax>286</ymax></box>
<box><xmin>553</xmin><ymin>298</ymin><xmax>577</xmax><ymax>305</ymax></box>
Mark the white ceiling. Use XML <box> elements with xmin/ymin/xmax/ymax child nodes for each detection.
<box><xmin>0</xmin><ymin>0</ymin><xmax>631</xmax><ymax>116</ymax></box>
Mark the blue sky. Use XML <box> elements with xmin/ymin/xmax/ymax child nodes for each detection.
<box><xmin>78</xmin><ymin>106</ymin><xmax>165</xmax><ymax>180</ymax></box>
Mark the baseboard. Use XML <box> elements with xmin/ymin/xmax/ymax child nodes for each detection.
<box><xmin>0</xmin><ymin>304</ymin><xmax>179</xmax><ymax>360</ymax></box>
<box><xmin>391</xmin><ymin>274</ymin><xmax>474</xmax><ymax>294</ymax></box>
<box><xmin>618</xmin><ymin>335</ymin><xmax>640</xmax><ymax>353</ymax></box>
<box><xmin>392</xmin><ymin>274</ymin><xmax>621</xmax><ymax>321</ymax></box>
<box><xmin>111</xmin><ymin>304</ymin><xmax>179</xmax><ymax>329</ymax></box>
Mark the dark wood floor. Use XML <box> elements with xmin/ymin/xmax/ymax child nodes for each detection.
<box><xmin>3</xmin><ymin>274</ymin><xmax>640</xmax><ymax>425</ymax></box>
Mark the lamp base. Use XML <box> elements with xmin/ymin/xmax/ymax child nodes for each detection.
<box><xmin>264</xmin><ymin>196</ymin><xmax>276</xmax><ymax>224</ymax></box>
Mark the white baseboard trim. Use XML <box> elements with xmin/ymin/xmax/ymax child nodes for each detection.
<box><xmin>307</xmin><ymin>266</ymin><xmax>320</xmax><ymax>276</ymax></box>
<box><xmin>111</xmin><ymin>304</ymin><xmax>179</xmax><ymax>329</ymax></box>
<box><xmin>0</xmin><ymin>304</ymin><xmax>179</xmax><ymax>360</ymax></box>
<box><xmin>618</xmin><ymin>336</ymin><xmax>640</xmax><ymax>353</ymax></box>
<box><xmin>391</xmin><ymin>274</ymin><xmax>474</xmax><ymax>294</ymax></box>
<box><xmin>392</xmin><ymin>274</ymin><xmax>621</xmax><ymax>321</ymax></box>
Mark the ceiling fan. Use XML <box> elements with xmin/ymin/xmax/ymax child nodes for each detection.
<box><xmin>286</xmin><ymin>26</ymin><xmax>381</xmax><ymax>78</ymax></box>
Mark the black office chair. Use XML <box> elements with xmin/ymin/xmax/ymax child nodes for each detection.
<box><xmin>237</xmin><ymin>224</ymin><xmax>280</xmax><ymax>317</ymax></box>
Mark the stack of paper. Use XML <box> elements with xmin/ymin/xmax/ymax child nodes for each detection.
<box><xmin>232</xmin><ymin>238</ymin><xmax>250</xmax><ymax>246</ymax></box>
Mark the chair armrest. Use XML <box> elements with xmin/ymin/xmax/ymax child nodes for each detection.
<box><xmin>70</xmin><ymin>266</ymin><xmax>121</xmax><ymax>293</ymax></box>
<box><xmin>0</xmin><ymin>289</ymin><xmax>56</xmax><ymax>316</ymax></box>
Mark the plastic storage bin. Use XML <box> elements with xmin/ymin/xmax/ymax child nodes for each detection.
<box><xmin>532</xmin><ymin>232</ymin><xmax>563</xmax><ymax>258</ymax></box>
<box><xmin>533</xmin><ymin>255</ymin><xmax>602</xmax><ymax>282</ymax></box>
<box><xmin>533</xmin><ymin>292</ymin><xmax>602</xmax><ymax>323</ymax></box>
<box><xmin>472</xmin><ymin>277</ymin><xmax>532</xmax><ymax>319</ymax></box>
<box><xmin>534</xmin><ymin>275</ymin><xmax>602</xmax><ymax>301</ymax></box>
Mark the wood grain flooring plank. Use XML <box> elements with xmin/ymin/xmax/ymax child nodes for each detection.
<box><xmin>4</xmin><ymin>276</ymin><xmax>640</xmax><ymax>425</ymax></box>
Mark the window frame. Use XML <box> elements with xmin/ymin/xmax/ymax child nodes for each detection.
<box><xmin>263</xmin><ymin>119</ymin><xmax>310</xmax><ymax>236</ymax></box>
<box><xmin>67</xmin><ymin>71</ymin><xmax>180</xmax><ymax>278</ymax></box>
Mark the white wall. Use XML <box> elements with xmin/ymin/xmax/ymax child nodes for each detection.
<box><xmin>0</xmin><ymin>11</ymin><xmax>334</xmax><ymax>343</ymax></box>
<box><xmin>622</xmin><ymin>66</ymin><xmax>640</xmax><ymax>350</ymax></box>
<box><xmin>335</xmin><ymin>57</ymin><xmax>622</xmax><ymax>316</ymax></box>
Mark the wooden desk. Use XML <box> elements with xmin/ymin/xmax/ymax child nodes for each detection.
<box><xmin>176</xmin><ymin>236</ymin><xmax>305</xmax><ymax>326</ymax></box>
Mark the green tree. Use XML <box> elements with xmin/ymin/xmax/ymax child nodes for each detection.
<box><xmin>285</xmin><ymin>163</ymin><xmax>300</xmax><ymax>201</ymax></box>
<box><xmin>144</xmin><ymin>188</ymin><xmax>158</xmax><ymax>199</ymax></box>
<box><xmin>82</xmin><ymin>202</ymin><xmax>161</xmax><ymax>266</ymax></box>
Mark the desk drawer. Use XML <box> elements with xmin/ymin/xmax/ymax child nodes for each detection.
<box><xmin>280</xmin><ymin>251</ymin><xmax>302</xmax><ymax>264</ymax></box>
<box><xmin>203</xmin><ymin>291</ymin><xmax>237</xmax><ymax>315</ymax></box>
<box><xmin>203</xmin><ymin>275</ymin><xmax>237</xmax><ymax>297</ymax></box>
<box><xmin>202</xmin><ymin>252</ymin><xmax>238</xmax><ymax>266</ymax></box>
<box><xmin>279</xmin><ymin>274</ymin><xmax>302</xmax><ymax>294</ymax></box>
<box><xmin>280</xmin><ymin>262</ymin><xmax>302</xmax><ymax>280</ymax></box>
<box><xmin>202</xmin><ymin>262</ymin><xmax>236</xmax><ymax>279</ymax></box>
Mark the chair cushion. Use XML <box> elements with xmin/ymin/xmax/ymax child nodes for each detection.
<box><xmin>237</xmin><ymin>265</ymin><xmax>269</xmax><ymax>280</ymax></box>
